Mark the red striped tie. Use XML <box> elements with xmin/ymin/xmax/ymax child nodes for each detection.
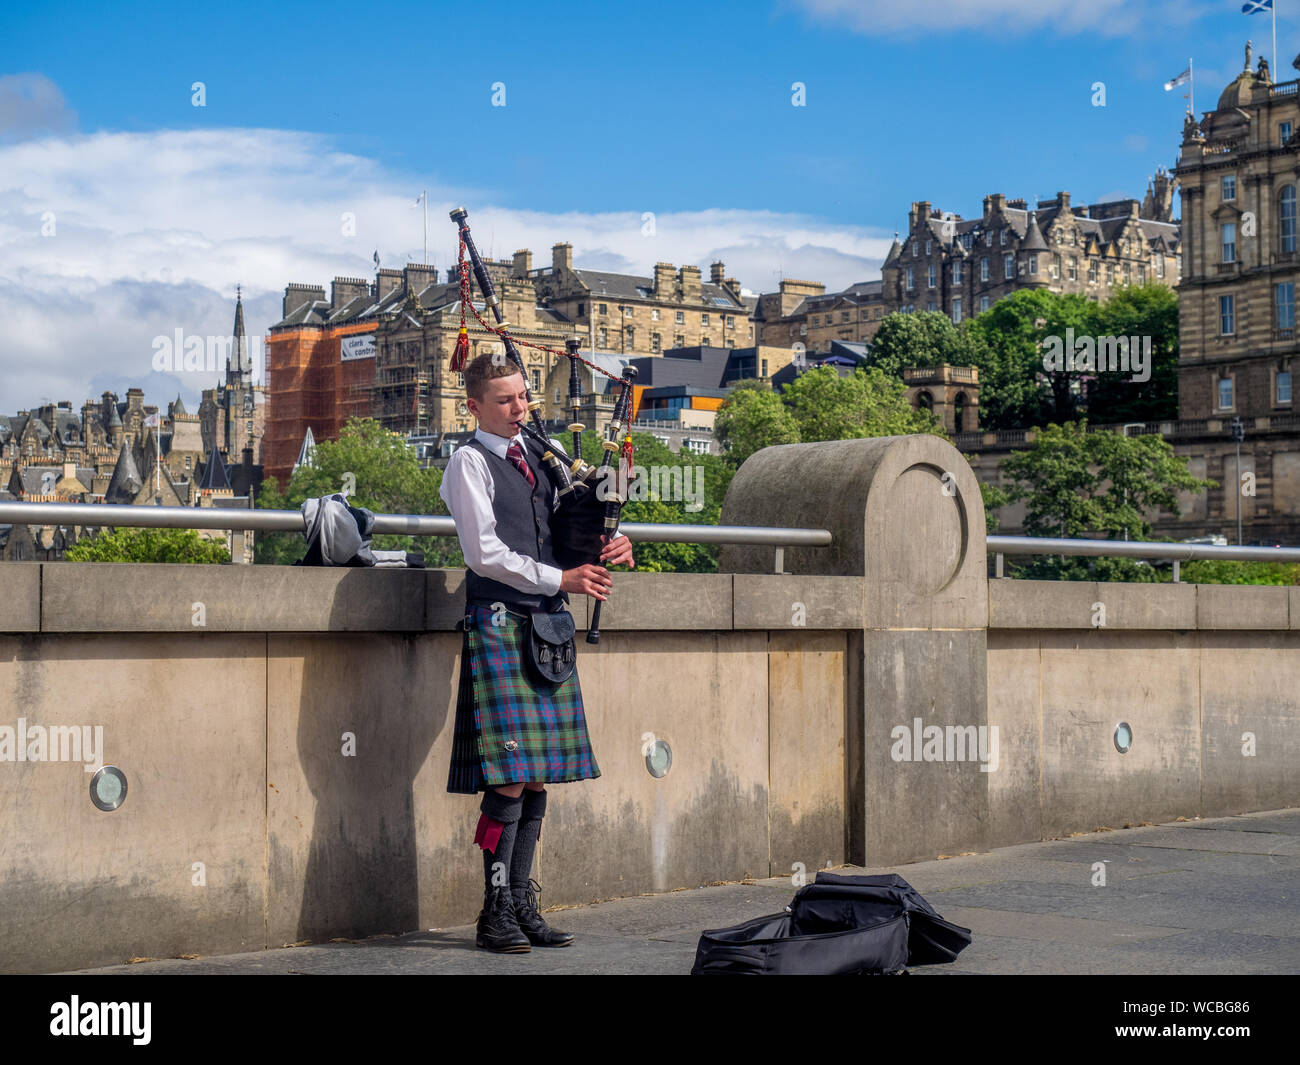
<box><xmin>506</xmin><ymin>440</ymin><xmax>536</xmax><ymax>488</ymax></box>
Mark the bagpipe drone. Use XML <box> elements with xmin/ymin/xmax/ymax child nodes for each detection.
<box><xmin>448</xmin><ymin>206</ymin><xmax>637</xmax><ymax>644</ymax></box>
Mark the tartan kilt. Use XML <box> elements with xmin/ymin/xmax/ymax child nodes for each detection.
<box><xmin>446</xmin><ymin>603</ymin><xmax>600</xmax><ymax>794</ymax></box>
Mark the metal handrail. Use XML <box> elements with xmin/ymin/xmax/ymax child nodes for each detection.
<box><xmin>0</xmin><ymin>501</ymin><xmax>832</xmax><ymax>548</ymax></box>
<box><xmin>988</xmin><ymin>534</ymin><xmax>1300</xmax><ymax>563</ymax></box>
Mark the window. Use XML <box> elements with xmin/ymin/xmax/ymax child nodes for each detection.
<box><xmin>1005</xmin><ymin>254</ymin><xmax>1015</xmax><ymax>279</ymax></box>
<box><xmin>761</xmin><ymin>358</ymin><xmax>768</xmax><ymax>376</ymax></box>
<box><xmin>952</xmin><ymin>260</ymin><xmax>962</xmax><ymax>283</ymax></box>
<box><xmin>554</xmin><ymin>389</ymin><xmax>561</xmax><ymax>404</ymax></box>
<box><xmin>1279</xmin><ymin>370</ymin><xmax>1292</xmax><ymax>403</ymax></box>
<box><xmin>1027</xmin><ymin>254</ymin><xmax>1038</xmax><ymax>276</ymax></box>
<box><xmin>928</xmin><ymin>265</ymin><xmax>936</xmax><ymax>288</ymax></box>
<box><xmin>911</xmin><ymin>240</ymin><xmax>918</xmax><ymax>257</ymax></box>
<box><xmin>598</xmin><ymin>303</ymin><xmax>607</xmax><ymax>315</ymax></box>
<box><xmin>598</xmin><ymin>327</ymin><xmax>607</xmax><ymax>346</ymax></box>
<box><xmin>577</xmin><ymin>302</ymin><xmax>585</xmax><ymax>316</ymax></box>
<box><xmin>1220</xmin><ymin>294</ymin><xmax>1235</xmax><ymax>335</ymax></box>
<box><xmin>906</xmin><ymin>267</ymin><xmax>915</xmax><ymax>290</ymax></box>
<box><xmin>675</xmin><ymin>334</ymin><xmax>685</xmax><ymax>346</ymax></box>
<box><xmin>651</xmin><ymin>308</ymin><xmax>659</xmax><ymax>320</ymax></box>
<box><xmin>531</xmin><ymin>369</ymin><xmax>541</xmax><ymax>390</ymax></box>
<box><xmin>980</xmin><ymin>257</ymin><xmax>989</xmax><ymax>281</ymax></box>
<box><xmin>1278</xmin><ymin>282</ymin><xmax>1295</xmax><ymax>330</ymax></box>
<box><xmin>726</xmin><ymin>316</ymin><xmax>735</xmax><ymax>328</ymax></box>
<box><xmin>1156</xmin><ymin>254</ymin><xmax>1165</xmax><ymax>278</ymax></box>
<box><xmin>952</xmin><ymin>298</ymin><xmax>962</xmax><ymax>324</ymax></box>
<box><xmin>1089</xmin><ymin>261</ymin><xmax>1099</xmax><ymax>284</ymax></box>
<box><xmin>1051</xmin><ymin>254</ymin><xmax>1060</xmax><ymax>280</ymax></box>
<box><xmin>1068</xmin><ymin>258</ymin><xmax>1078</xmax><ymax>282</ymax></box>
<box><xmin>1222</xmin><ymin>174</ymin><xmax>1236</xmax><ymax>201</ymax></box>
<box><xmin>980</xmin><ymin>296</ymin><xmax>990</xmax><ymax>312</ymax></box>
<box><xmin>927</xmin><ymin>301</ymin><xmax>936</xmax><ymax>312</ymax></box>
<box><xmin>1222</xmin><ymin>222</ymin><xmax>1236</xmax><ymax>263</ymax></box>
<box><xmin>1282</xmin><ymin>186</ymin><xmax>1297</xmax><ymax>253</ymax></box>
<box><xmin>457</xmin><ymin>372</ymin><xmax>465</xmax><ymax>387</ymax></box>
<box><xmin>675</xmin><ymin>311</ymin><xmax>685</xmax><ymax>324</ymax></box>
<box><xmin>925</xmin><ymin>239</ymin><xmax>932</xmax><ymax>255</ymax></box>
<box><xmin>1000</xmin><ymin>229</ymin><xmax>1007</xmax><ymax>246</ymax></box>
<box><xmin>651</xmin><ymin>332</ymin><xmax>661</xmax><ymax>353</ymax></box>
<box><xmin>685</xmin><ymin>438</ymin><xmax>709</xmax><ymax>455</ymax></box>
<box><xmin>626</xmin><ymin>326</ymin><xmax>635</xmax><ymax>347</ymax></box>
<box><xmin>702</xmin><ymin>313</ymin><xmax>710</xmax><ymax>326</ymax></box>
<box><xmin>1218</xmin><ymin>377</ymin><xmax>1234</xmax><ymax>409</ymax></box>
<box><xmin>1138</xmin><ymin>264</ymin><xmax>1146</xmax><ymax>283</ymax></box>
<box><xmin>841</xmin><ymin>311</ymin><xmax>850</xmax><ymax>322</ymax></box>
<box><xmin>962</xmin><ymin>233</ymin><xmax>972</xmax><ymax>250</ymax></box>
<box><xmin>1282</xmin><ymin>121</ymin><xmax>1293</xmax><ymax>146</ymax></box>
<box><xmin>701</xmin><ymin>336</ymin><xmax>710</xmax><ymax>346</ymax></box>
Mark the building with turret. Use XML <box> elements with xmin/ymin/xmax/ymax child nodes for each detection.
<box><xmin>880</xmin><ymin>185</ymin><xmax>1181</xmax><ymax>323</ymax></box>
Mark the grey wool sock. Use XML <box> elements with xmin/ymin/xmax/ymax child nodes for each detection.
<box><xmin>510</xmin><ymin>788</ymin><xmax>547</xmax><ymax>890</ymax></box>
<box><xmin>478</xmin><ymin>790</ymin><xmax>524</xmax><ymax>894</ymax></box>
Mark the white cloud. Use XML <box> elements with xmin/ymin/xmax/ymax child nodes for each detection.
<box><xmin>0</xmin><ymin>126</ymin><xmax>888</xmax><ymax>412</ymax></box>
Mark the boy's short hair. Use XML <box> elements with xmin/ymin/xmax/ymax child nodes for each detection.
<box><xmin>464</xmin><ymin>352</ymin><xmax>524</xmax><ymax>401</ymax></box>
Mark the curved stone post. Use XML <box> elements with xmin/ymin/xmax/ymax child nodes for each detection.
<box><xmin>720</xmin><ymin>435</ymin><xmax>990</xmax><ymax>865</ymax></box>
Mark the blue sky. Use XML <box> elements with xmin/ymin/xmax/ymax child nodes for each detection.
<box><xmin>0</xmin><ymin>0</ymin><xmax>1294</xmax><ymax>408</ymax></box>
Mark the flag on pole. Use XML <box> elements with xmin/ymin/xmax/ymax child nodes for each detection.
<box><xmin>373</xmin><ymin>249</ymin><xmax>380</xmax><ymax>270</ymax></box>
<box><xmin>143</xmin><ymin>412</ymin><xmax>160</xmax><ymax>428</ymax></box>
<box><xmin>1164</xmin><ymin>68</ymin><xmax>1191</xmax><ymax>90</ymax></box>
<box><xmin>414</xmin><ymin>192</ymin><xmax>425</xmax><ymax>206</ymax></box>
<box><xmin>1242</xmin><ymin>0</ymin><xmax>1272</xmax><ymax>14</ymax></box>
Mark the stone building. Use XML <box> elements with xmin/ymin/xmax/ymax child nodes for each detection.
<box><xmin>0</xmin><ymin>294</ymin><xmax>263</xmax><ymax>561</ymax></box>
<box><xmin>753</xmin><ymin>279</ymin><xmax>885</xmax><ymax>349</ymax></box>
<box><xmin>271</xmin><ymin>247</ymin><xmax>755</xmax><ymax>474</ymax></box>
<box><xmin>880</xmin><ymin>185</ymin><xmax>1181</xmax><ymax>323</ymax></box>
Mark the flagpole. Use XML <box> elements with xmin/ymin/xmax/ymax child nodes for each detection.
<box><xmin>1190</xmin><ymin>57</ymin><xmax>1194</xmax><ymax>115</ymax></box>
<box><xmin>1273</xmin><ymin>1</ymin><xmax>1277</xmax><ymax>85</ymax></box>
<box><xmin>423</xmin><ymin>190</ymin><xmax>428</xmax><ymax>265</ymax></box>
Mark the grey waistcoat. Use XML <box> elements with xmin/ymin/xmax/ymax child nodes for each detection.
<box><xmin>464</xmin><ymin>435</ymin><xmax>567</xmax><ymax>610</ymax></box>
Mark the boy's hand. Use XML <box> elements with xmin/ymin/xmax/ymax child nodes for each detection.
<box><xmin>599</xmin><ymin>534</ymin><xmax>635</xmax><ymax>569</ymax></box>
<box><xmin>561</xmin><ymin>564</ymin><xmax>613</xmax><ymax>600</ymax></box>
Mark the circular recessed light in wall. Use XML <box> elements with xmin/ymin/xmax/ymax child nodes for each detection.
<box><xmin>1113</xmin><ymin>722</ymin><xmax>1133</xmax><ymax>754</ymax></box>
<box><xmin>90</xmin><ymin>766</ymin><xmax>128</xmax><ymax>811</ymax></box>
<box><xmin>645</xmin><ymin>739</ymin><xmax>673</xmax><ymax>778</ymax></box>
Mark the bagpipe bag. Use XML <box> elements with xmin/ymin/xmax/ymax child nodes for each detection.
<box><xmin>690</xmin><ymin>872</ymin><xmax>971</xmax><ymax>975</ymax></box>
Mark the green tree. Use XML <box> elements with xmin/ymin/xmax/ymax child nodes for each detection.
<box><xmin>254</xmin><ymin>417</ymin><xmax>464</xmax><ymax>567</ymax></box>
<box><xmin>867</xmin><ymin>310</ymin><xmax>988</xmax><ymax>378</ymax></box>
<box><xmin>782</xmin><ymin>365</ymin><xmax>947</xmax><ymax>443</ymax></box>
<box><xmin>1082</xmin><ymin>282</ymin><xmax>1180</xmax><ymax>424</ymax></box>
<box><xmin>999</xmin><ymin>421</ymin><xmax>1214</xmax><ymax>581</ymax></box>
<box><xmin>64</xmin><ymin>527</ymin><xmax>230</xmax><ymax>563</ymax></box>
<box><xmin>713</xmin><ymin>384</ymin><xmax>799</xmax><ymax>465</ymax></box>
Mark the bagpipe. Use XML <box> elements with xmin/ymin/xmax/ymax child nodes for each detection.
<box><xmin>448</xmin><ymin>206</ymin><xmax>637</xmax><ymax>644</ymax></box>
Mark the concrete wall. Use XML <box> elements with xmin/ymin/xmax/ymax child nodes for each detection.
<box><xmin>1</xmin><ymin>436</ymin><xmax>1298</xmax><ymax>971</ymax></box>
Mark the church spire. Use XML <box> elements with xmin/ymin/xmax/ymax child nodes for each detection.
<box><xmin>228</xmin><ymin>285</ymin><xmax>249</xmax><ymax>386</ymax></box>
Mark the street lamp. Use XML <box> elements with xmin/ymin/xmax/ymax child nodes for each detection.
<box><xmin>1231</xmin><ymin>416</ymin><xmax>1245</xmax><ymax>545</ymax></box>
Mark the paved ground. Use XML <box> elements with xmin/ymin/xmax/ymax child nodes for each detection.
<box><xmin>69</xmin><ymin>809</ymin><xmax>1300</xmax><ymax>975</ymax></box>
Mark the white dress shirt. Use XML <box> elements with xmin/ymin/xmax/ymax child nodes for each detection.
<box><xmin>440</xmin><ymin>427</ymin><xmax>565</xmax><ymax>596</ymax></box>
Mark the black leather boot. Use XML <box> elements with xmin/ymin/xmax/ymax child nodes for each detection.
<box><xmin>475</xmin><ymin>885</ymin><xmax>531</xmax><ymax>953</ymax></box>
<box><xmin>511</xmin><ymin>879</ymin><xmax>574</xmax><ymax>947</ymax></box>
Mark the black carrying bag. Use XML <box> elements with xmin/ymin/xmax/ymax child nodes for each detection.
<box><xmin>524</xmin><ymin>608</ymin><xmax>577</xmax><ymax>686</ymax></box>
<box><xmin>690</xmin><ymin>872</ymin><xmax>971</xmax><ymax>975</ymax></box>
